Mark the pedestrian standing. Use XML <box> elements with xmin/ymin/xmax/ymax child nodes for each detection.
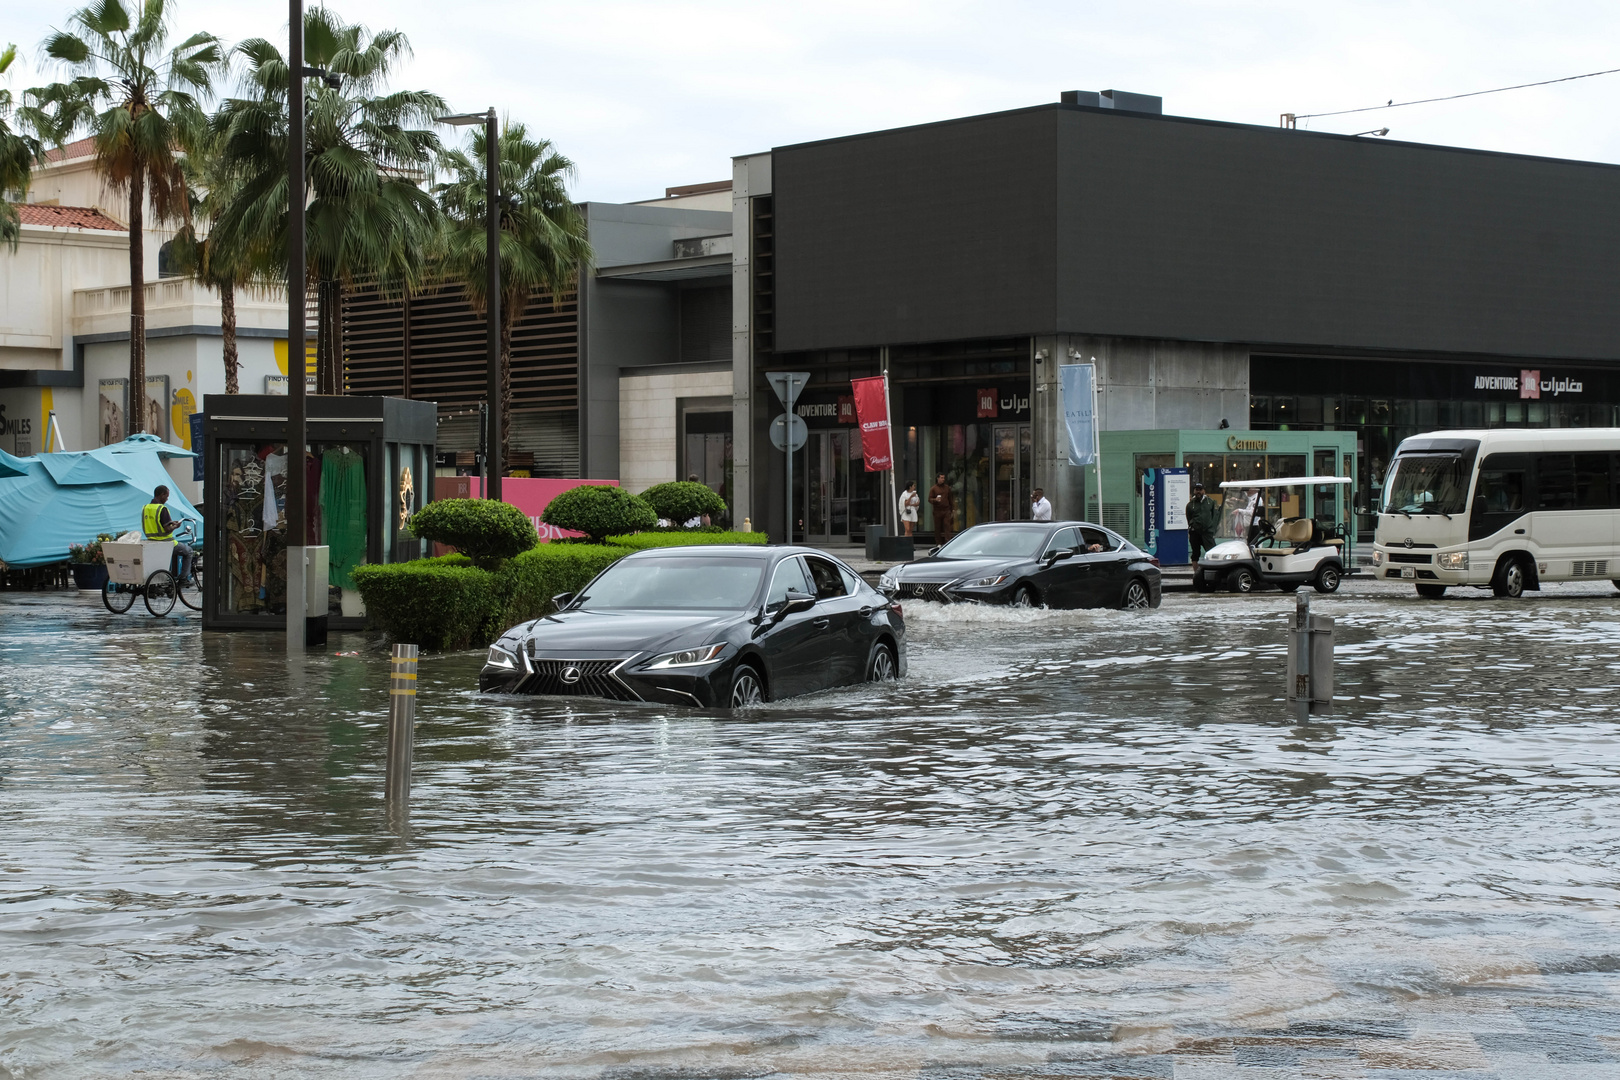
<box><xmin>928</xmin><ymin>472</ymin><xmax>957</xmax><ymax>543</ymax></box>
<box><xmin>1185</xmin><ymin>481</ymin><xmax>1220</xmax><ymax>564</ymax></box>
<box><xmin>1029</xmin><ymin>487</ymin><xmax>1052</xmax><ymax>522</ymax></box>
<box><xmin>898</xmin><ymin>481</ymin><xmax>921</xmax><ymax>536</ymax></box>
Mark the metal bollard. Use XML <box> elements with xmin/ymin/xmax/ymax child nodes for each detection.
<box><xmin>1286</xmin><ymin>592</ymin><xmax>1334</xmax><ymax>719</ymax></box>
<box><xmin>385</xmin><ymin>643</ymin><xmax>418</xmax><ymax>809</ymax></box>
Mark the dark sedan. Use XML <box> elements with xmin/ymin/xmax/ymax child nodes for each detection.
<box><xmin>878</xmin><ymin>521</ymin><xmax>1161</xmax><ymax>609</ymax></box>
<box><xmin>480</xmin><ymin>545</ymin><xmax>906</xmax><ymax>708</ymax></box>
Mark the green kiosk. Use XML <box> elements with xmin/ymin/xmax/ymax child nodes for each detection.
<box><xmin>1093</xmin><ymin>429</ymin><xmax>1359</xmax><ymax>564</ymax></box>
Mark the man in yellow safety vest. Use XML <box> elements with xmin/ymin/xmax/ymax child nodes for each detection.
<box><xmin>141</xmin><ymin>485</ymin><xmax>195</xmax><ymax>583</ymax></box>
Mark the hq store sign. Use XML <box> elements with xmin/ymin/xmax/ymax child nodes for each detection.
<box><xmin>1472</xmin><ymin>369</ymin><xmax>1585</xmax><ymax>399</ymax></box>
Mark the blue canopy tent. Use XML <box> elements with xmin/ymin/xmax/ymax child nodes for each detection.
<box><xmin>0</xmin><ymin>434</ymin><xmax>200</xmax><ymax>568</ymax></box>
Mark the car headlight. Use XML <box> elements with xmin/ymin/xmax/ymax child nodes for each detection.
<box><xmin>963</xmin><ymin>574</ymin><xmax>1008</xmax><ymax>587</ymax></box>
<box><xmin>1372</xmin><ymin>549</ymin><xmax>1384</xmax><ymax>565</ymax></box>
<box><xmin>1437</xmin><ymin>551</ymin><xmax>1468</xmax><ymax>570</ymax></box>
<box><xmin>878</xmin><ymin>572</ymin><xmax>898</xmax><ymax>591</ymax></box>
<box><xmin>644</xmin><ymin>643</ymin><xmax>727</xmax><ymax>669</ymax></box>
<box><xmin>485</xmin><ymin>644</ymin><xmax>519</xmax><ymax>670</ymax></box>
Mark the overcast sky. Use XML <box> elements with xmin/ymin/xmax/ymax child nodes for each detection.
<box><xmin>7</xmin><ymin>0</ymin><xmax>1620</xmax><ymax>204</ymax></box>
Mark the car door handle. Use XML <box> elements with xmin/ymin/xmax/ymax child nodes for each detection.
<box><xmin>813</xmin><ymin>617</ymin><xmax>831</xmax><ymax>629</ymax></box>
<box><xmin>1514</xmin><ymin>528</ymin><xmax>1525</xmax><ymax>534</ymax></box>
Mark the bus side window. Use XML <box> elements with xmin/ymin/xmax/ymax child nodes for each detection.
<box><xmin>1574</xmin><ymin>453</ymin><xmax>1612</xmax><ymax>510</ymax></box>
<box><xmin>1535</xmin><ymin>454</ymin><xmax>1576</xmax><ymax>511</ymax></box>
<box><xmin>1477</xmin><ymin>467</ymin><xmax>1524</xmax><ymax>513</ymax></box>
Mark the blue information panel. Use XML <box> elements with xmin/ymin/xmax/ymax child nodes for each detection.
<box><xmin>189</xmin><ymin>413</ymin><xmax>206</xmax><ymax>481</ymax></box>
<box><xmin>1143</xmin><ymin>466</ymin><xmax>1191</xmax><ymax>565</ymax></box>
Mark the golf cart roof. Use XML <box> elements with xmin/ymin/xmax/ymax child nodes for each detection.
<box><xmin>1219</xmin><ymin>476</ymin><xmax>1352</xmax><ymax>489</ymax></box>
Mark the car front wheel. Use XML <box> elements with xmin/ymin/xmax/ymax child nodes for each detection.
<box><xmin>729</xmin><ymin>663</ymin><xmax>766</xmax><ymax>708</ymax></box>
<box><xmin>1010</xmin><ymin>584</ymin><xmax>1038</xmax><ymax>608</ymax></box>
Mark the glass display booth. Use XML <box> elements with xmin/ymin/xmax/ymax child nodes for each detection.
<box><xmin>199</xmin><ymin>395</ymin><xmax>437</xmax><ymax>631</ymax></box>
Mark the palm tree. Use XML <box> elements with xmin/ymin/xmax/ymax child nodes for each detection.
<box><xmin>214</xmin><ymin>7</ymin><xmax>443</xmax><ymax>395</ymax></box>
<box><xmin>1</xmin><ymin>44</ymin><xmax>44</xmax><ymax>250</ymax></box>
<box><xmin>169</xmin><ymin>123</ymin><xmax>270</xmax><ymax>393</ymax></box>
<box><xmin>24</xmin><ymin>0</ymin><xmax>223</xmax><ymax>432</ymax></box>
<box><xmin>434</xmin><ymin>121</ymin><xmax>592</xmax><ymax>464</ymax></box>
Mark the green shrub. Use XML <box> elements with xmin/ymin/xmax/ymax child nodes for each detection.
<box><xmin>352</xmin><ymin>544</ymin><xmax>632</xmax><ymax>650</ymax></box>
<box><xmin>541</xmin><ymin>484</ymin><xmax>656</xmax><ymax>542</ymax></box>
<box><xmin>351</xmin><ymin>559</ymin><xmax>500</xmax><ymax>651</ymax></box>
<box><xmin>639</xmin><ymin>481</ymin><xmax>727</xmax><ymax>524</ymax></box>
<box><xmin>606</xmin><ymin>530</ymin><xmax>769</xmax><ymax>550</ymax></box>
<box><xmin>407</xmin><ymin>498</ymin><xmax>538</xmax><ymax>568</ymax></box>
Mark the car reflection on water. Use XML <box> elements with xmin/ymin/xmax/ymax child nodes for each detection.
<box><xmin>879</xmin><ymin>521</ymin><xmax>1162</xmax><ymax>610</ymax></box>
<box><xmin>479</xmin><ymin>545</ymin><xmax>905</xmax><ymax>709</ymax></box>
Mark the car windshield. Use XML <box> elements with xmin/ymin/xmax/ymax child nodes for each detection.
<box><xmin>573</xmin><ymin>556</ymin><xmax>765</xmax><ymax>610</ymax></box>
<box><xmin>1383</xmin><ymin>453</ymin><xmax>1468</xmax><ymax>515</ymax></box>
<box><xmin>937</xmin><ymin>526</ymin><xmax>1046</xmax><ymax>560</ymax></box>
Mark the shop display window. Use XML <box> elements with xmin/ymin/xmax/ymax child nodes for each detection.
<box><xmin>216</xmin><ymin>439</ymin><xmax>371</xmax><ymax>618</ymax></box>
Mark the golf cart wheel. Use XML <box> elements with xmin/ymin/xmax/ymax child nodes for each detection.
<box><xmin>729</xmin><ymin>663</ymin><xmax>766</xmax><ymax>708</ymax></box>
<box><xmin>1191</xmin><ymin>573</ymin><xmax>1210</xmax><ymax>593</ymax></box>
<box><xmin>868</xmin><ymin>641</ymin><xmax>898</xmax><ymax>682</ymax></box>
<box><xmin>1228</xmin><ymin>568</ymin><xmax>1256</xmax><ymax>594</ymax></box>
<box><xmin>144</xmin><ymin>570</ymin><xmax>177</xmax><ymax>617</ymax></box>
<box><xmin>102</xmin><ymin>580</ymin><xmax>136</xmax><ymax>614</ymax></box>
<box><xmin>1011</xmin><ymin>584</ymin><xmax>1038</xmax><ymax>608</ymax></box>
<box><xmin>1493</xmin><ymin>556</ymin><xmax>1527</xmax><ymax>598</ymax></box>
<box><xmin>1121</xmin><ymin>579</ymin><xmax>1152</xmax><ymax>610</ymax></box>
<box><xmin>1416</xmin><ymin>583</ymin><xmax>1447</xmax><ymax>599</ymax></box>
<box><xmin>1314</xmin><ymin>566</ymin><xmax>1341</xmax><ymax>594</ymax></box>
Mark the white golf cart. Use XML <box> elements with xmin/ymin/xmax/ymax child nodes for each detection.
<box><xmin>1194</xmin><ymin>477</ymin><xmax>1353</xmax><ymax>594</ymax></box>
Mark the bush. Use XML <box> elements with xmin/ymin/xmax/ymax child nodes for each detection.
<box><xmin>541</xmin><ymin>484</ymin><xmax>656</xmax><ymax>542</ymax></box>
<box><xmin>639</xmin><ymin>481</ymin><xmax>727</xmax><ymax>524</ymax></box>
<box><xmin>352</xmin><ymin>544</ymin><xmax>631</xmax><ymax>651</ymax></box>
<box><xmin>606</xmin><ymin>530</ymin><xmax>769</xmax><ymax>551</ymax></box>
<box><xmin>407</xmin><ymin>498</ymin><xmax>538</xmax><ymax>568</ymax></box>
<box><xmin>351</xmin><ymin>558</ymin><xmax>500</xmax><ymax>651</ymax></box>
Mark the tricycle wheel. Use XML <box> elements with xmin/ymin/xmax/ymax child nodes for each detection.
<box><xmin>102</xmin><ymin>580</ymin><xmax>136</xmax><ymax>614</ymax></box>
<box><xmin>144</xmin><ymin>570</ymin><xmax>177</xmax><ymax>617</ymax></box>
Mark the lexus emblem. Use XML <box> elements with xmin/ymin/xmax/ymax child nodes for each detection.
<box><xmin>912</xmin><ymin>584</ymin><xmax>925</xmax><ymax>596</ymax></box>
<box><xmin>1403</xmin><ymin>538</ymin><xmax>1415</xmax><ymax>549</ymax></box>
<box><xmin>560</xmin><ymin>666</ymin><xmax>582</xmax><ymax>685</ymax></box>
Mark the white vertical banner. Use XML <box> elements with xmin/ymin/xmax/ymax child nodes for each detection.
<box><xmin>1060</xmin><ymin>363</ymin><xmax>1097</xmax><ymax>465</ymax></box>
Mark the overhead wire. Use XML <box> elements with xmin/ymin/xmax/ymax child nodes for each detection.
<box><xmin>1295</xmin><ymin>65</ymin><xmax>1620</xmax><ymax>121</ymax></box>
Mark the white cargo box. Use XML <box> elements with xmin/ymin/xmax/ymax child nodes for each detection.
<box><xmin>104</xmin><ymin>538</ymin><xmax>176</xmax><ymax>585</ymax></box>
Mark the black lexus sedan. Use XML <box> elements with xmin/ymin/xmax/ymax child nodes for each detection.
<box><xmin>878</xmin><ymin>521</ymin><xmax>1161</xmax><ymax>610</ymax></box>
<box><xmin>480</xmin><ymin>545</ymin><xmax>906</xmax><ymax>708</ymax></box>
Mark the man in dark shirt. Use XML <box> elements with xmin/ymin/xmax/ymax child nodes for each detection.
<box><xmin>928</xmin><ymin>473</ymin><xmax>956</xmax><ymax>543</ymax></box>
<box><xmin>1185</xmin><ymin>482</ymin><xmax>1220</xmax><ymax>564</ymax></box>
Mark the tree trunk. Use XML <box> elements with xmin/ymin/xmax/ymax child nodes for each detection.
<box><xmin>500</xmin><ymin>312</ymin><xmax>513</xmax><ymax>469</ymax></box>
<box><xmin>316</xmin><ymin>277</ymin><xmax>345</xmax><ymax>395</ymax></box>
<box><xmin>221</xmin><ymin>278</ymin><xmax>239</xmax><ymax>394</ymax></box>
<box><xmin>127</xmin><ymin>171</ymin><xmax>146</xmax><ymax>435</ymax></box>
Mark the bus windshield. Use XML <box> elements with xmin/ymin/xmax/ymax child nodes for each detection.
<box><xmin>1382</xmin><ymin>453</ymin><xmax>1469</xmax><ymax>515</ymax></box>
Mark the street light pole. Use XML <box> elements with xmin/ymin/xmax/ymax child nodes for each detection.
<box><xmin>286</xmin><ymin>0</ymin><xmax>307</xmax><ymax>656</ymax></box>
<box><xmin>436</xmin><ymin>108</ymin><xmax>502</xmax><ymax>502</ymax></box>
<box><xmin>484</xmin><ymin>108</ymin><xmax>501</xmax><ymax>503</ymax></box>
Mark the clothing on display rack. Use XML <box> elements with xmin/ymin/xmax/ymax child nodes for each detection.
<box><xmin>320</xmin><ymin>446</ymin><xmax>368</xmax><ymax>589</ymax></box>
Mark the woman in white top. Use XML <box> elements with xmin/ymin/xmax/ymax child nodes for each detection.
<box><xmin>898</xmin><ymin>480</ymin><xmax>921</xmax><ymax>536</ymax></box>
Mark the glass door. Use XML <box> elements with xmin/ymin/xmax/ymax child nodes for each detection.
<box><xmin>806</xmin><ymin>431</ymin><xmax>828</xmax><ymax>541</ymax></box>
<box><xmin>806</xmin><ymin>430</ymin><xmax>857</xmax><ymax>543</ymax></box>
<box><xmin>992</xmin><ymin>423</ymin><xmax>1034</xmax><ymax>520</ymax></box>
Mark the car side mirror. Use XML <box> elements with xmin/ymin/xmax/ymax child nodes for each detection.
<box><xmin>551</xmin><ymin>592</ymin><xmax>573</xmax><ymax>610</ymax></box>
<box><xmin>783</xmin><ymin>589</ymin><xmax>817</xmax><ymax>615</ymax></box>
<box><xmin>927</xmin><ymin>546</ymin><xmax>940</xmax><ymax>556</ymax></box>
<box><xmin>1046</xmin><ymin>548</ymin><xmax>1075</xmax><ymax>565</ymax></box>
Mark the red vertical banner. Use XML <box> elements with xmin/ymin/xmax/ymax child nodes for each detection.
<box><xmin>850</xmin><ymin>376</ymin><xmax>893</xmax><ymax>472</ymax></box>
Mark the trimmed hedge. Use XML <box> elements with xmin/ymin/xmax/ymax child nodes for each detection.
<box><xmin>640</xmin><ymin>481</ymin><xmax>727</xmax><ymax>524</ymax></box>
<box><xmin>541</xmin><ymin>485</ymin><xmax>657</xmax><ymax>542</ymax></box>
<box><xmin>353</xmin><ymin>544</ymin><xmax>628</xmax><ymax>650</ymax></box>
<box><xmin>407</xmin><ymin>498</ymin><xmax>538</xmax><ymax>568</ymax></box>
<box><xmin>606</xmin><ymin>530</ymin><xmax>769</xmax><ymax>550</ymax></box>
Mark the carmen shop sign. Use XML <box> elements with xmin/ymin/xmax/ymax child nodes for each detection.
<box><xmin>1473</xmin><ymin>370</ymin><xmax>1584</xmax><ymax>398</ymax></box>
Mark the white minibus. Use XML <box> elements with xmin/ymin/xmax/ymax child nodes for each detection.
<box><xmin>1374</xmin><ymin>428</ymin><xmax>1620</xmax><ymax>598</ymax></box>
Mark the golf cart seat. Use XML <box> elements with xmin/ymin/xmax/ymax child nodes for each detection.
<box><xmin>1275</xmin><ymin>518</ymin><xmax>1315</xmax><ymax>548</ymax></box>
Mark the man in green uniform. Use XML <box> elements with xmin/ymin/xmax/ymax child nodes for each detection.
<box><xmin>1185</xmin><ymin>481</ymin><xmax>1220</xmax><ymax>564</ymax></box>
<box><xmin>142</xmin><ymin>485</ymin><xmax>195</xmax><ymax>582</ymax></box>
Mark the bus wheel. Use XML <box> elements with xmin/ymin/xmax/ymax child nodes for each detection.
<box><xmin>1493</xmin><ymin>556</ymin><xmax>1528</xmax><ymax>599</ymax></box>
<box><xmin>1415</xmin><ymin>583</ymin><xmax>1447</xmax><ymax>599</ymax></box>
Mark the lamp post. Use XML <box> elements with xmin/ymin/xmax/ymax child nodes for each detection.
<box><xmin>435</xmin><ymin>107</ymin><xmax>501</xmax><ymax>502</ymax></box>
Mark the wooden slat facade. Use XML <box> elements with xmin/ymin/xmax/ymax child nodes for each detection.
<box><xmin>343</xmin><ymin>279</ymin><xmax>579</xmax><ymax>415</ymax></box>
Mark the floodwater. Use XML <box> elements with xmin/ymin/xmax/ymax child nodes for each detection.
<box><xmin>3</xmin><ymin>585</ymin><xmax>1620</xmax><ymax>1078</ymax></box>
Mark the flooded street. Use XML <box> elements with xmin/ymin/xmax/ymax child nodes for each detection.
<box><xmin>3</xmin><ymin>585</ymin><xmax>1620</xmax><ymax>1077</ymax></box>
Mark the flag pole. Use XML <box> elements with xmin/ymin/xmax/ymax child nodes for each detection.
<box><xmin>1091</xmin><ymin>357</ymin><xmax>1103</xmax><ymax>526</ymax></box>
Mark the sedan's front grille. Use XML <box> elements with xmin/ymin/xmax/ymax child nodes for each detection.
<box><xmin>901</xmin><ymin>582</ymin><xmax>951</xmax><ymax>602</ymax></box>
<box><xmin>523</xmin><ymin>652</ymin><xmax>642</xmax><ymax>701</ymax></box>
